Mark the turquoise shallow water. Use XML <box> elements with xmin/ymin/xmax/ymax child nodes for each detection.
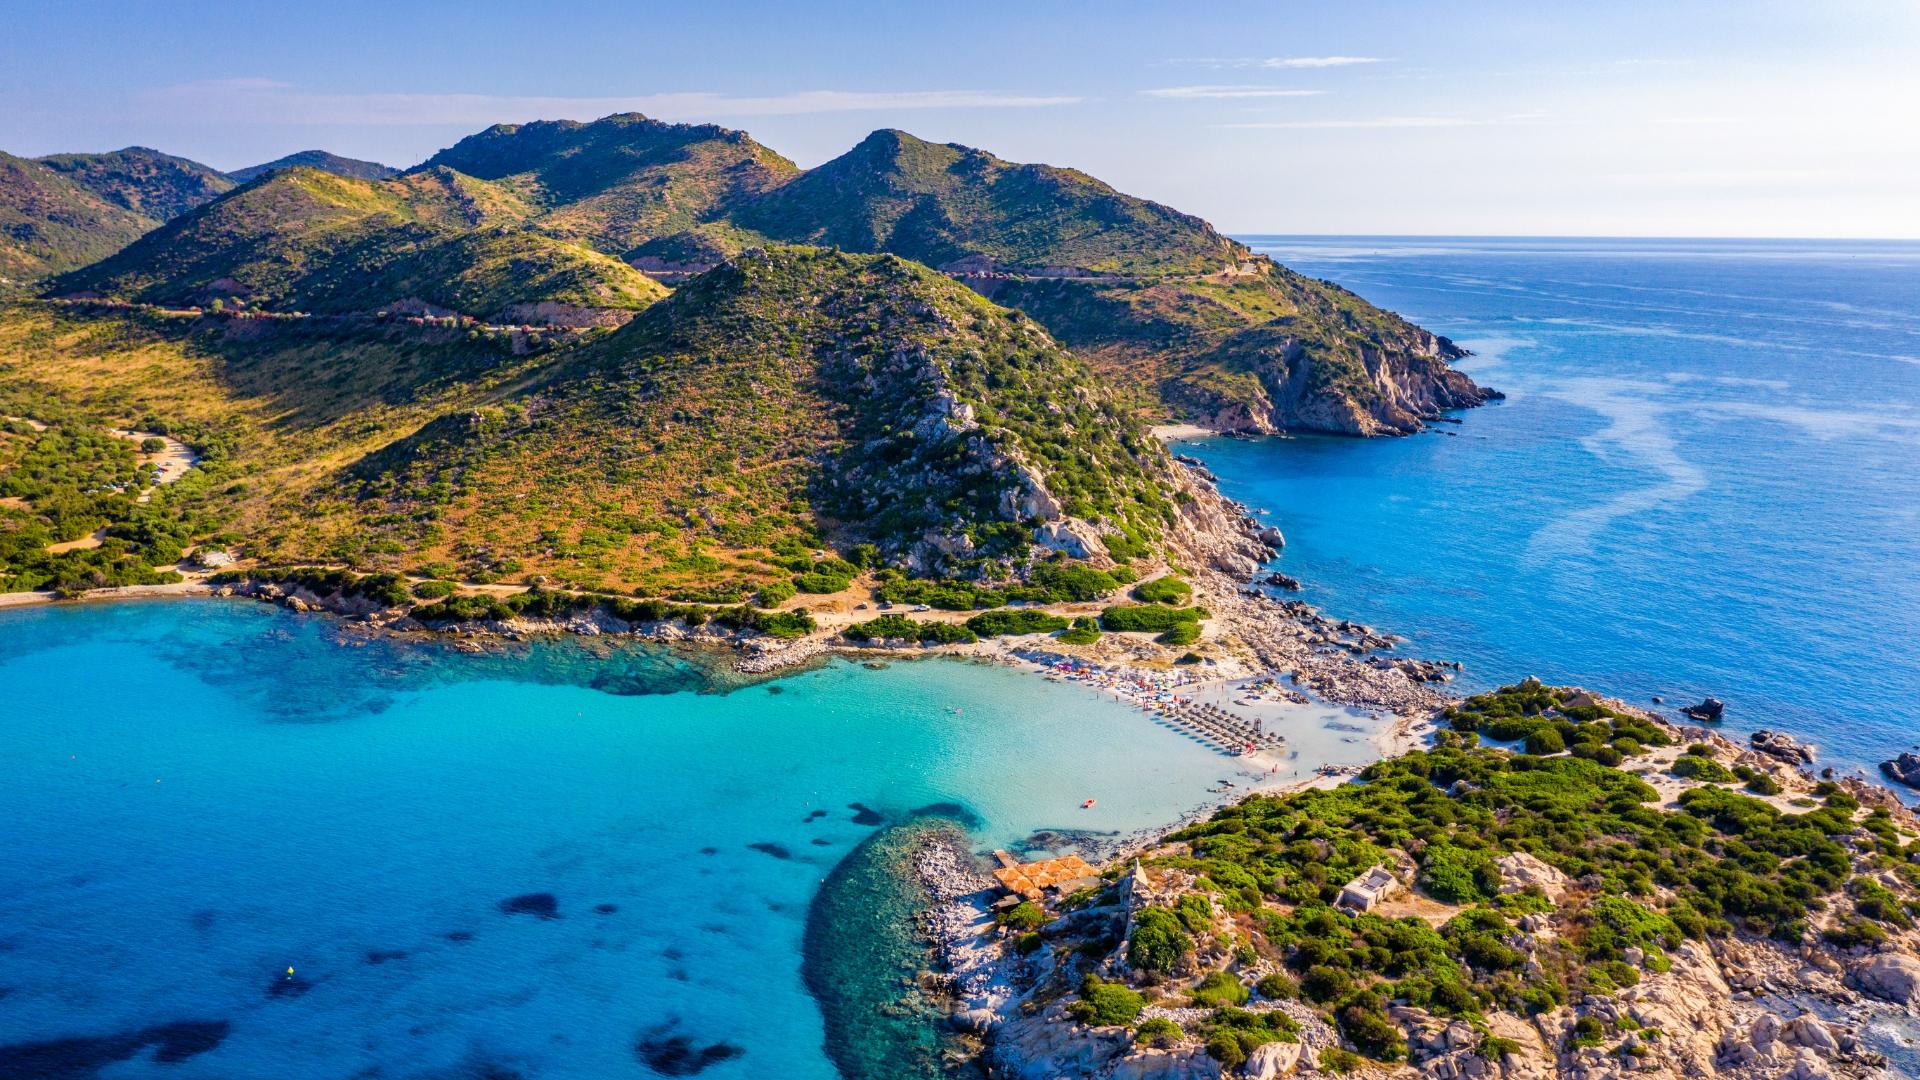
<box><xmin>0</xmin><ymin>600</ymin><xmax>1295</xmax><ymax>1079</ymax></box>
<box><xmin>1203</xmin><ymin>236</ymin><xmax>1920</xmax><ymax>780</ymax></box>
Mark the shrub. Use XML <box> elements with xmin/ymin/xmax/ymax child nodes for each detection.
<box><xmin>1744</xmin><ymin>771</ymin><xmax>1783</xmax><ymax>796</ymax></box>
<box><xmin>1101</xmin><ymin>604</ymin><xmax>1204</xmax><ymax>633</ymax></box>
<box><xmin>1068</xmin><ymin>975</ymin><xmax>1145</xmax><ymax>1027</ymax></box>
<box><xmin>1301</xmin><ymin>964</ymin><xmax>1353</xmax><ymax>1003</ymax></box>
<box><xmin>1318</xmin><ymin>1048</ymin><xmax>1364</xmax><ymax>1074</ymax></box>
<box><xmin>1131</xmin><ymin>576</ymin><xmax>1192</xmax><ymax>604</ymax></box>
<box><xmin>411</xmin><ymin>579</ymin><xmax>456</xmax><ymax>599</ymax></box>
<box><xmin>999</xmin><ymin>901</ymin><xmax>1049</xmax><ymax>931</ymax></box>
<box><xmin>1057</xmin><ymin>616</ymin><xmax>1102</xmax><ymax>645</ymax></box>
<box><xmin>754</xmin><ymin>580</ymin><xmax>797</xmax><ymax>607</ymax></box>
<box><xmin>1189</xmin><ymin>970</ymin><xmax>1249</xmax><ymax>1008</ymax></box>
<box><xmin>1670</xmin><ymin>754</ymin><xmax>1735</xmax><ymax>783</ymax></box>
<box><xmin>792</xmin><ymin>570</ymin><xmax>852</xmax><ymax>594</ymax></box>
<box><xmin>1014</xmin><ymin>932</ymin><xmax>1044</xmax><ymax>955</ymax></box>
<box><xmin>1255</xmin><ymin>973</ymin><xmax>1297</xmax><ymax>1000</ymax></box>
<box><xmin>1419</xmin><ymin>844</ymin><xmax>1498</xmax><ymax>904</ymax></box>
<box><xmin>1524</xmin><ymin>727</ymin><xmax>1565</xmax><ymax>755</ymax></box>
<box><xmin>965</xmin><ymin>609</ymin><xmax>1070</xmax><ymax>637</ymax></box>
<box><xmin>1134</xmin><ymin>1018</ymin><xmax>1183</xmax><ymax>1048</ymax></box>
<box><xmin>1174</xmin><ymin>892</ymin><xmax>1214</xmax><ymax>933</ymax></box>
<box><xmin>1127</xmin><ymin>908</ymin><xmax>1192</xmax><ymax>975</ymax></box>
<box><xmin>1156</xmin><ymin>622</ymin><xmax>1201</xmax><ymax>646</ymax></box>
<box><xmin>1204</xmin><ymin>1033</ymin><xmax>1245</xmax><ymax>1069</ymax></box>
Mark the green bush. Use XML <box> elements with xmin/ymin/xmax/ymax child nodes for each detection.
<box><xmin>1068</xmin><ymin>975</ymin><xmax>1145</xmax><ymax>1027</ymax></box>
<box><xmin>965</xmin><ymin>608</ymin><xmax>1071</xmax><ymax>637</ymax></box>
<box><xmin>1255</xmin><ymin>972</ymin><xmax>1297</xmax><ymax>999</ymax></box>
<box><xmin>1156</xmin><ymin>622</ymin><xmax>1201</xmax><ymax>646</ymax></box>
<box><xmin>1101</xmin><ymin>604</ymin><xmax>1203</xmax><ymax>633</ymax></box>
<box><xmin>411</xmin><ymin>579</ymin><xmax>456</xmax><ymax>599</ymax></box>
<box><xmin>1133</xmin><ymin>1017</ymin><xmax>1183</xmax><ymax>1048</ymax></box>
<box><xmin>1131</xmin><ymin>576</ymin><xmax>1192</xmax><ymax>604</ymax></box>
<box><xmin>842</xmin><ymin>614</ymin><xmax>976</xmax><ymax>645</ymax></box>
<box><xmin>1189</xmin><ymin>971</ymin><xmax>1249</xmax><ymax>1008</ymax></box>
<box><xmin>1204</xmin><ymin>1033</ymin><xmax>1245</xmax><ymax>1069</ymax></box>
<box><xmin>1057</xmin><ymin>616</ymin><xmax>1102</xmax><ymax>645</ymax></box>
<box><xmin>792</xmin><ymin>571</ymin><xmax>852</xmax><ymax>594</ymax></box>
<box><xmin>999</xmin><ymin>901</ymin><xmax>1049</xmax><ymax>931</ymax></box>
<box><xmin>754</xmin><ymin>580</ymin><xmax>797</xmax><ymax>607</ymax></box>
<box><xmin>1670</xmin><ymin>754</ymin><xmax>1735</xmax><ymax>783</ymax></box>
<box><xmin>1525</xmin><ymin>727</ymin><xmax>1565</xmax><ymax>755</ymax></box>
<box><xmin>1127</xmin><ymin>908</ymin><xmax>1192</xmax><ymax>975</ymax></box>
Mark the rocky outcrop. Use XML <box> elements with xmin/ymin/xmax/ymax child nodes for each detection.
<box><xmin>1850</xmin><ymin>953</ymin><xmax>1920</xmax><ymax>1004</ymax></box>
<box><xmin>1496</xmin><ymin>851</ymin><xmax>1569</xmax><ymax>902</ymax></box>
<box><xmin>1878</xmin><ymin>752</ymin><xmax>1920</xmax><ymax>791</ymax></box>
<box><xmin>1751</xmin><ymin>729</ymin><xmax>1816</xmax><ymax>765</ymax></box>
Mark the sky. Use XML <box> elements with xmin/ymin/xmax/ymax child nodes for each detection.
<box><xmin>3</xmin><ymin>0</ymin><xmax>1916</xmax><ymax>237</ymax></box>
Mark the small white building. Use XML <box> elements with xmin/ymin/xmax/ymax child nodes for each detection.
<box><xmin>1336</xmin><ymin>865</ymin><xmax>1399</xmax><ymax>912</ymax></box>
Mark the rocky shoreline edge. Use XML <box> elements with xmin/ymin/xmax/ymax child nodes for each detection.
<box><xmin>902</xmin><ymin>690</ymin><xmax>1920</xmax><ymax>1080</ymax></box>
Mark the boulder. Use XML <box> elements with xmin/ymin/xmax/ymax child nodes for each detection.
<box><xmin>1851</xmin><ymin>952</ymin><xmax>1920</xmax><ymax>1004</ymax></box>
<box><xmin>1242</xmin><ymin>1040</ymin><xmax>1304</xmax><ymax>1079</ymax></box>
<box><xmin>1495</xmin><ymin>851</ymin><xmax>1569</xmax><ymax>902</ymax></box>
<box><xmin>1262</xmin><ymin>572</ymin><xmax>1303</xmax><ymax>592</ymax></box>
<box><xmin>1107</xmin><ymin>1048</ymin><xmax>1224</xmax><ymax>1079</ymax></box>
<box><xmin>1681</xmin><ymin>696</ymin><xmax>1726</xmax><ymax>721</ymax></box>
<box><xmin>1880</xmin><ymin>751</ymin><xmax>1920</xmax><ymax>790</ymax></box>
<box><xmin>1255</xmin><ymin>525</ymin><xmax>1286</xmax><ymax>549</ymax></box>
<box><xmin>1781</xmin><ymin>1014</ymin><xmax>1838</xmax><ymax>1055</ymax></box>
<box><xmin>1750</xmin><ymin>729</ymin><xmax>1815</xmax><ymax>765</ymax></box>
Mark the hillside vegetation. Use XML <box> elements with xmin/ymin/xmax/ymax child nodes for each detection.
<box><xmin>1</xmin><ymin>247</ymin><xmax>1180</xmax><ymax>595</ymax></box>
<box><xmin>49</xmin><ymin>167</ymin><xmax>665</xmax><ymax>320</ymax></box>
<box><xmin>419</xmin><ymin>113</ymin><xmax>800</xmax><ymax>259</ymax></box>
<box><xmin>36</xmin><ymin>146</ymin><xmax>235</xmax><ymax>221</ymax></box>
<box><xmin>724</xmin><ymin>129</ymin><xmax>1242</xmax><ymax>277</ymax></box>
<box><xmin>227</xmin><ymin>149</ymin><xmax>398</xmax><ymax>183</ymax></box>
<box><xmin>0</xmin><ymin>152</ymin><xmax>160</xmax><ymax>287</ymax></box>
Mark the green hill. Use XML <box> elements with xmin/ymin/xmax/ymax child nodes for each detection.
<box><xmin>48</xmin><ymin>166</ymin><xmax>665</xmax><ymax>320</ymax></box>
<box><xmin>0</xmin><ymin>151</ymin><xmax>163</xmax><ymax>289</ymax></box>
<box><xmin>36</xmin><ymin>146</ymin><xmax>235</xmax><ymax>222</ymax></box>
<box><xmin>724</xmin><ymin>129</ymin><xmax>1241</xmax><ymax>277</ymax></box>
<box><xmin>228</xmin><ymin>149</ymin><xmax>399</xmax><ymax>184</ymax></box>
<box><xmin>2</xmin><ymin>248</ymin><xmax>1179</xmax><ymax>595</ymax></box>
<box><xmin>349</xmin><ymin>246</ymin><xmax>1174</xmax><ymax>585</ymax></box>
<box><xmin>983</xmin><ymin>259</ymin><xmax>1494</xmax><ymax>435</ymax></box>
<box><xmin>418</xmin><ymin>113</ymin><xmax>799</xmax><ymax>258</ymax></box>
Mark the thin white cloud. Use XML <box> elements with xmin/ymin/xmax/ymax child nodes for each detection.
<box><xmin>140</xmin><ymin>80</ymin><xmax>1081</xmax><ymax>126</ymax></box>
<box><xmin>1161</xmin><ymin>56</ymin><xmax>1384</xmax><ymax>69</ymax></box>
<box><xmin>1142</xmin><ymin>86</ymin><xmax>1328</xmax><ymax>99</ymax></box>
<box><xmin>1217</xmin><ymin>111</ymin><xmax>1545</xmax><ymax>130</ymax></box>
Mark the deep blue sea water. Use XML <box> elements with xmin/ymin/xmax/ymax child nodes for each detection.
<box><xmin>1205</xmin><ymin>236</ymin><xmax>1920</xmax><ymax>778</ymax></box>
<box><xmin>0</xmin><ymin>600</ymin><xmax>1365</xmax><ymax>1080</ymax></box>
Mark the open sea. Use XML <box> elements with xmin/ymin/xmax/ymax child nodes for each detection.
<box><xmin>1206</xmin><ymin>236</ymin><xmax>1920</xmax><ymax>779</ymax></box>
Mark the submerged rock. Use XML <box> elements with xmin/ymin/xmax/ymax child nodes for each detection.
<box><xmin>498</xmin><ymin>892</ymin><xmax>559</xmax><ymax>918</ymax></box>
<box><xmin>633</xmin><ymin>1023</ymin><xmax>744</xmax><ymax>1076</ymax></box>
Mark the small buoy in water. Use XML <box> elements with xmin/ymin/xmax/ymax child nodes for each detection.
<box><xmin>1081</xmin><ymin>799</ymin><xmax>1096</xmax><ymax>809</ymax></box>
<box><xmin>286</xmin><ymin>966</ymin><xmax>295</xmax><ymax>978</ymax></box>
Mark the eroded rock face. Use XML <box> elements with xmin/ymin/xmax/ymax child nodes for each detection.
<box><xmin>984</xmin><ymin>1013</ymin><xmax>1129</xmax><ymax>1080</ymax></box>
<box><xmin>1240</xmin><ymin>1039</ymin><xmax>1303</xmax><ymax>1079</ymax></box>
<box><xmin>1106</xmin><ymin>1047</ymin><xmax>1224</xmax><ymax>1079</ymax></box>
<box><xmin>1851</xmin><ymin>952</ymin><xmax>1920</xmax><ymax>1004</ymax></box>
<box><xmin>1496</xmin><ymin>851</ymin><xmax>1569</xmax><ymax>902</ymax></box>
